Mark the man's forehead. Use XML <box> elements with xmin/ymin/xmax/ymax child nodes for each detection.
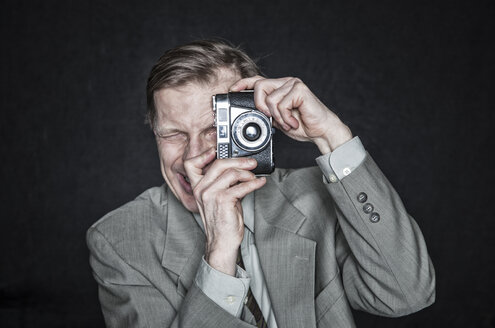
<box><xmin>154</xmin><ymin>85</ymin><xmax>213</xmax><ymax>119</ymax></box>
<box><xmin>156</xmin><ymin>105</ymin><xmax>213</xmax><ymax>129</ymax></box>
<box><xmin>154</xmin><ymin>69</ymin><xmax>241</xmax><ymax>126</ymax></box>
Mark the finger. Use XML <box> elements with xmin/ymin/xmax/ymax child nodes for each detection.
<box><xmin>265</xmin><ymin>80</ymin><xmax>298</xmax><ymax>130</ymax></box>
<box><xmin>253</xmin><ymin>77</ymin><xmax>292</xmax><ymax>115</ymax></box>
<box><xmin>226</xmin><ymin>177</ymin><xmax>267</xmax><ymax>201</ymax></box>
<box><xmin>199</xmin><ymin>169</ymin><xmax>257</xmax><ymax>205</ymax></box>
<box><xmin>194</xmin><ymin>157</ymin><xmax>257</xmax><ymax>197</ymax></box>
<box><xmin>277</xmin><ymin>81</ymin><xmax>308</xmax><ymax>120</ymax></box>
<box><xmin>280</xmin><ymin>108</ymin><xmax>299</xmax><ymax>130</ymax></box>
<box><xmin>272</xmin><ymin>120</ymin><xmax>283</xmax><ymax>131</ymax></box>
<box><xmin>207</xmin><ymin>177</ymin><xmax>266</xmax><ymax>209</ymax></box>
<box><xmin>276</xmin><ymin>80</ymin><xmax>300</xmax><ymax>129</ymax></box>
<box><xmin>184</xmin><ymin>147</ymin><xmax>216</xmax><ymax>188</ymax></box>
<box><xmin>208</xmin><ymin>168</ymin><xmax>257</xmax><ymax>192</ymax></box>
<box><xmin>229</xmin><ymin>75</ymin><xmax>265</xmax><ymax>92</ymax></box>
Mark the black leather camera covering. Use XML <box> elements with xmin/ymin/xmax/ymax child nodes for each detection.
<box><xmin>228</xmin><ymin>91</ymin><xmax>274</xmax><ymax>175</ymax></box>
<box><xmin>249</xmin><ymin>148</ymin><xmax>275</xmax><ymax>175</ymax></box>
<box><xmin>228</xmin><ymin>91</ymin><xmax>257</xmax><ymax>110</ymax></box>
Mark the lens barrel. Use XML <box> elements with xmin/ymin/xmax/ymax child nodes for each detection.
<box><xmin>243</xmin><ymin>123</ymin><xmax>261</xmax><ymax>141</ymax></box>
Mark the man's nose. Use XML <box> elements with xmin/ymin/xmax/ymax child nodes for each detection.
<box><xmin>183</xmin><ymin>136</ymin><xmax>214</xmax><ymax>161</ymax></box>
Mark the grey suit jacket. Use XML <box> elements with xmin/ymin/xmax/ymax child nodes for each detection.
<box><xmin>87</xmin><ymin>153</ymin><xmax>435</xmax><ymax>327</ymax></box>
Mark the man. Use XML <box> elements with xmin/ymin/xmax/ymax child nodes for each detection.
<box><xmin>87</xmin><ymin>39</ymin><xmax>435</xmax><ymax>327</ymax></box>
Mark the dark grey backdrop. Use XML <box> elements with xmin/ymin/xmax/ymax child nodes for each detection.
<box><xmin>1</xmin><ymin>0</ymin><xmax>494</xmax><ymax>327</ymax></box>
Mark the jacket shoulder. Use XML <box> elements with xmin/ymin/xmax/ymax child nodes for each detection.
<box><xmin>87</xmin><ymin>185</ymin><xmax>168</xmax><ymax>250</ymax></box>
<box><xmin>268</xmin><ymin>166</ymin><xmax>335</xmax><ymax>219</ymax></box>
<box><xmin>270</xmin><ymin>166</ymin><xmax>327</xmax><ymax>198</ymax></box>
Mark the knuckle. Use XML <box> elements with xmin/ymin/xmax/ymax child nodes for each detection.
<box><xmin>225</xmin><ymin>168</ymin><xmax>239</xmax><ymax>178</ymax></box>
<box><xmin>239</xmin><ymin>169</ymin><xmax>254</xmax><ymax>179</ymax></box>
<box><xmin>228</xmin><ymin>159</ymin><xmax>242</xmax><ymax>168</ymax></box>
<box><xmin>215</xmin><ymin>192</ymin><xmax>226</xmax><ymax>203</ymax></box>
<box><xmin>254</xmin><ymin>100</ymin><xmax>264</xmax><ymax>112</ymax></box>
<box><xmin>278</xmin><ymin>103</ymin><xmax>291</xmax><ymax>114</ymax></box>
<box><xmin>293</xmin><ymin>80</ymin><xmax>306</xmax><ymax>90</ymax></box>
<box><xmin>253</xmin><ymin>79</ymin><xmax>263</xmax><ymax>89</ymax></box>
<box><xmin>209</xmin><ymin>158</ymin><xmax>223</xmax><ymax>170</ymax></box>
<box><xmin>265</xmin><ymin>94</ymin><xmax>277</xmax><ymax>106</ymax></box>
<box><xmin>279</xmin><ymin>109</ymin><xmax>290</xmax><ymax>118</ymax></box>
<box><xmin>202</xmin><ymin>190</ymin><xmax>213</xmax><ymax>203</ymax></box>
<box><xmin>242</xmin><ymin>157</ymin><xmax>254</xmax><ymax>165</ymax></box>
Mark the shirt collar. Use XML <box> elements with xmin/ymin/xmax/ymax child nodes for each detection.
<box><xmin>242</xmin><ymin>192</ymin><xmax>254</xmax><ymax>233</ymax></box>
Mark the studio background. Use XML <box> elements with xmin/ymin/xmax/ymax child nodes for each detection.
<box><xmin>1</xmin><ymin>1</ymin><xmax>493</xmax><ymax>327</ymax></box>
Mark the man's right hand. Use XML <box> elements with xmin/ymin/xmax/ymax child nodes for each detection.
<box><xmin>184</xmin><ymin>147</ymin><xmax>267</xmax><ymax>276</ymax></box>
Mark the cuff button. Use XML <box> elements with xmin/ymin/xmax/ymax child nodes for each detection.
<box><xmin>363</xmin><ymin>203</ymin><xmax>374</xmax><ymax>214</ymax></box>
<box><xmin>357</xmin><ymin>192</ymin><xmax>367</xmax><ymax>203</ymax></box>
<box><xmin>370</xmin><ymin>212</ymin><xmax>380</xmax><ymax>223</ymax></box>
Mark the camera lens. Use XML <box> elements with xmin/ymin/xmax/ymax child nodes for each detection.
<box><xmin>243</xmin><ymin>123</ymin><xmax>261</xmax><ymax>141</ymax></box>
<box><xmin>231</xmin><ymin>111</ymin><xmax>270</xmax><ymax>152</ymax></box>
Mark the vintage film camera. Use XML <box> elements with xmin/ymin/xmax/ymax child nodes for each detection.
<box><xmin>212</xmin><ymin>90</ymin><xmax>275</xmax><ymax>175</ymax></box>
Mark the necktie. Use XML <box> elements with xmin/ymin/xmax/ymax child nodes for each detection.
<box><xmin>237</xmin><ymin>250</ymin><xmax>268</xmax><ymax>328</ymax></box>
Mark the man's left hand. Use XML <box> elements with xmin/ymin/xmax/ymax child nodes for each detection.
<box><xmin>230</xmin><ymin>76</ymin><xmax>353</xmax><ymax>154</ymax></box>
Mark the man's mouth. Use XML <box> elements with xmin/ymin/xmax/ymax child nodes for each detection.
<box><xmin>178</xmin><ymin>173</ymin><xmax>193</xmax><ymax>194</ymax></box>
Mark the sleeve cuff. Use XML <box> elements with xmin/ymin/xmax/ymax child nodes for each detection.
<box><xmin>194</xmin><ymin>256</ymin><xmax>251</xmax><ymax>318</ymax></box>
<box><xmin>316</xmin><ymin>136</ymin><xmax>366</xmax><ymax>183</ymax></box>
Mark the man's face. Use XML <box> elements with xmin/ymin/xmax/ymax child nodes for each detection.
<box><xmin>154</xmin><ymin>69</ymin><xmax>241</xmax><ymax>213</ymax></box>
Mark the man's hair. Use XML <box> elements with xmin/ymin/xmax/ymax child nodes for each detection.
<box><xmin>146</xmin><ymin>39</ymin><xmax>262</xmax><ymax>129</ymax></box>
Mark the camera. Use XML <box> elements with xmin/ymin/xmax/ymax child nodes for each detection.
<box><xmin>212</xmin><ymin>90</ymin><xmax>275</xmax><ymax>175</ymax></box>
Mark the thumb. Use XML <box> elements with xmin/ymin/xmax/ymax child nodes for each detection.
<box><xmin>184</xmin><ymin>147</ymin><xmax>216</xmax><ymax>188</ymax></box>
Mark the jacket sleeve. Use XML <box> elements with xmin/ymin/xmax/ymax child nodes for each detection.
<box><xmin>322</xmin><ymin>153</ymin><xmax>436</xmax><ymax>317</ymax></box>
<box><xmin>87</xmin><ymin>226</ymin><xmax>257</xmax><ymax>327</ymax></box>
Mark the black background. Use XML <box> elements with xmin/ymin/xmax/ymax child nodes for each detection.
<box><xmin>1</xmin><ymin>0</ymin><xmax>494</xmax><ymax>327</ymax></box>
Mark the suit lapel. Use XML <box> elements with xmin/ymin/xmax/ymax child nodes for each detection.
<box><xmin>161</xmin><ymin>187</ymin><xmax>205</xmax><ymax>297</ymax></box>
<box><xmin>159</xmin><ymin>179</ymin><xmax>318</xmax><ymax>327</ymax></box>
<box><xmin>255</xmin><ymin>179</ymin><xmax>317</xmax><ymax>328</ymax></box>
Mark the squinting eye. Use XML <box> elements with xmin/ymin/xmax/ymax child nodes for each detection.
<box><xmin>205</xmin><ymin>128</ymin><xmax>217</xmax><ymax>139</ymax></box>
<box><xmin>158</xmin><ymin>133</ymin><xmax>187</xmax><ymax>143</ymax></box>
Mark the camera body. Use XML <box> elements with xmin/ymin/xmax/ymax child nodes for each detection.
<box><xmin>212</xmin><ymin>90</ymin><xmax>275</xmax><ymax>175</ymax></box>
